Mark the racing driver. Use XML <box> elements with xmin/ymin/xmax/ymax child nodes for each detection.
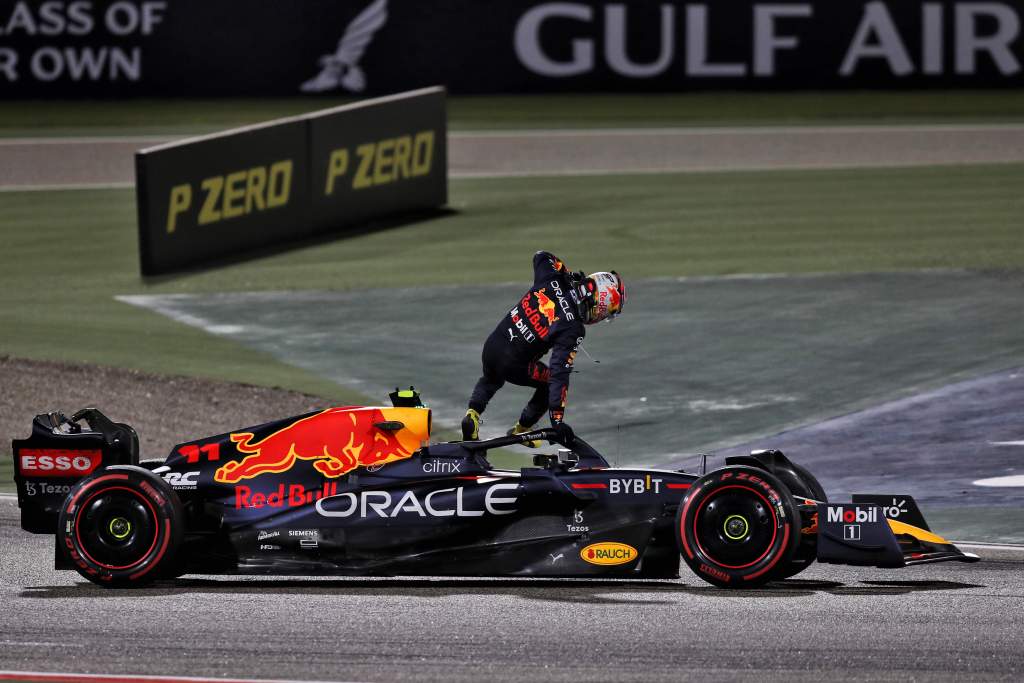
<box><xmin>461</xmin><ymin>251</ymin><xmax>625</xmax><ymax>447</ymax></box>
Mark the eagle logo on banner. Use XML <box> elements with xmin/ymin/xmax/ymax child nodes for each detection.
<box><xmin>300</xmin><ymin>0</ymin><xmax>388</xmax><ymax>93</ymax></box>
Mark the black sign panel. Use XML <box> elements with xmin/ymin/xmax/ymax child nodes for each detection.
<box><xmin>135</xmin><ymin>87</ymin><xmax>447</xmax><ymax>275</ymax></box>
<box><xmin>0</xmin><ymin>1</ymin><xmax>1020</xmax><ymax>96</ymax></box>
<box><xmin>309</xmin><ymin>90</ymin><xmax>447</xmax><ymax>234</ymax></box>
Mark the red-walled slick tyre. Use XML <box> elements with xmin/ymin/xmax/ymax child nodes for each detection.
<box><xmin>58</xmin><ymin>465</ymin><xmax>183</xmax><ymax>587</ymax></box>
<box><xmin>676</xmin><ymin>466</ymin><xmax>799</xmax><ymax>589</ymax></box>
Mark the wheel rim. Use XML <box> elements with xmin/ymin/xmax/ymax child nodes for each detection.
<box><xmin>693</xmin><ymin>485</ymin><xmax>778</xmax><ymax>570</ymax></box>
<box><xmin>75</xmin><ymin>487</ymin><xmax>158</xmax><ymax>570</ymax></box>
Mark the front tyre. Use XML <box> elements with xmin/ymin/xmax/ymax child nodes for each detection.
<box><xmin>677</xmin><ymin>466</ymin><xmax>799</xmax><ymax>589</ymax></box>
<box><xmin>58</xmin><ymin>466</ymin><xmax>183</xmax><ymax>587</ymax></box>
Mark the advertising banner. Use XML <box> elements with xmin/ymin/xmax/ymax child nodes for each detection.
<box><xmin>0</xmin><ymin>1</ymin><xmax>1020</xmax><ymax>96</ymax></box>
<box><xmin>135</xmin><ymin>87</ymin><xmax>447</xmax><ymax>275</ymax></box>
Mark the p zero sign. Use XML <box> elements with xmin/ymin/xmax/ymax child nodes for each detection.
<box><xmin>135</xmin><ymin>87</ymin><xmax>447</xmax><ymax>275</ymax></box>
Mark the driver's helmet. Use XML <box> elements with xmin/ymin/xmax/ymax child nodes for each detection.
<box><xmin>583</xmin><ymin>271</ymin><xmax>625</xmax><ymax>324</ymax></box>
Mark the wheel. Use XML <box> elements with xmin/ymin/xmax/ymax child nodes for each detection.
<box><xmin>676</xmin><ymin>465</ymin><xmax>800</xmax><ymax>589</ymax></box>
<box><xmin>58</xmin><ymin>465</ymin><xmax>183</xmax><ymax>587</ymax></box>
<box><xmin>771</xmin><ymin>462</ymin><xmax>827</xmax><ymax>580</ymax></box>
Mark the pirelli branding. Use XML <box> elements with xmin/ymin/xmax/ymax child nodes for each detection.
<box><xmin>136</xmin><ymin>87</ymin><xmax>447</xmax><ymax>275</ymax></box>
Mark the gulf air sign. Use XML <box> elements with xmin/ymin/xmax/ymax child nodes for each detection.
<box><xmin>514</xmin><ymin>2</ymin><xmax>1022</xmax><ymax>81</ymax></box>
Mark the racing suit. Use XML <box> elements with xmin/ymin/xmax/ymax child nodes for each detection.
<box><xmin>468</xmin><ymin>251</ymin><xmax>585</xmax><ymax>428</ymax></box>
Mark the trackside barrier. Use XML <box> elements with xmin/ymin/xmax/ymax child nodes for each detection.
<box><xmin>134</xmin><ymin>86</ymin><xmax>447</xmax><ymax>275</ymax></box>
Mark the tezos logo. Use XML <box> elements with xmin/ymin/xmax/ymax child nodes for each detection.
<box><xmin>580</xmin><ymin>542</ymin><xmax>637</xmax><ymax>566</ymax></box>
<box><xmin>827</xmin><ymin>506</ymin><xmax>878</xmax><ymax>524</ymax></box>
<box><xmin>18</xmin><ymin>449</ymin><xmax>101</xmax><ymax>477</ymax></box>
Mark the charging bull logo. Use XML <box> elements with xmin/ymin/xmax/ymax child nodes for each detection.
<box><xmin>214</xmin><ymin>408</ymin><xmax>418</xmax><ymax>484</ymax></box>
<box><xmin>534</xmin><ymin>289</ymin><xmax>559</xmax><ymax>325</ymax></box>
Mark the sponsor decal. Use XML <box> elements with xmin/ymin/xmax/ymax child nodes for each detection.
<box><xmin>259</xmin><ymin>544</ymin><xmax>281</xmax><ymax>551</ymax></box>
<box><xmin>549</xmin><ymin>552</ymin><xmax>564</xmax><ymax>564</ymax></box>
<box><xmin>299</xmin><ymin>538</ymin><xmax>319</xmax><ymax>549</ymax></box>
<box><xmin>718</xmin><ymin>470</ymin><xmax>785</xmax><ymax>519</ymax></box>
<box><xmin>422</xmin><ymin>459</ymin><xmax>462</xmax><ymax>474</ymax></box>
<box><xmin>516</xmin><ymin>290</ymin><xmax>553</xmax><ymax>340</ymax></box>
<box><xmin>161</xmin><ymin>470</ymin><xmax>199</xmax><ymax>489</ymax></box>
<box><xmin>566</xmin><ymin>508</ymin><xmax>589</xmax><ymax>533</ymax></box>
<box><xmin>288</xmin><ymin>529</ymin><xmax>318</xmax><ymax>537</ymax></box>
<box><xmin>236</xmin><ymin>482</ymin><xmax>339</xmax><ymax>510</ymax></box>
<box><xmin>215</xmin><ymin>408</ymin><xmax>417</xmax><ymax>484</ymax></box>
<box><xmin>801</xmin><ymin>511</ymin><xmax>819</xmax><ymax>536</ymax></box>
<box><xmin>610</xmin><ymin>475</ymin><xmax>663</xmax><ymax>494</ymax></box>
<box><xmin>24</xmin><ymin>481</ymin><xmax>72</xmax><ymax>497</ymax></box>
<box><xmin>513</xmin><ymin>2</ymin><xmax>1024</xmax><ymax>82</ymax></box>
<box><xmin>879</xmin><ymin>497</ymin><xmax>909</xmax><ymax>519</ymax></box>
<box><xmin>549</xmin><ymin>280</ymin><xmax>576</xmax><ymax>322</ymax></box>
<box><xmin>826</xmin><ymin>506</ymin><xmax>878</xmax><ymax>524</ymax></box>
<box><xmin>300</xmin><ymin>0</ymin><xmax>388</xmax><ymax>93</ymax></box>
<box><xmin>580</xmin><ymin>541</ymin><xmax>637</xmax><ymax>566</ymax></box>
<box><xmin>699</xmin><ymin>563</ymin><xmax>731</xmax><ymax>583</ymax></box>
<box><xmin>257</xmin><ymin>530</ymin><xmax>280</xmax><ymax>541</ymax></box>
<box><xmin>316</xmin><ymin>483</ymin><xmax>518</xmax><ymax>518</ymax></box>
<box><xmin>534</xmin><ymin>288</ymin><xmax>559</xmax><ymax>325</ymax></box>
<box><xmin>17</xmin><ymin>449</ymin><xmax>101</xmax><ymax>477</ymax></box>
<box><xmin>323</xmin><ymin>130</ymin><xmax>436</xmax><ymax>195</ymax></box>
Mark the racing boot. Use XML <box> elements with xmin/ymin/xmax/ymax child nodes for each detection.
<box><xmin>461</xmin><ymin>409</ymin><xmax>481</xmax><ymax>441</ymax></box>
<box><xmin>507</xmin><ymin>422</ymin><xmax>541</xmax><ymax>448</ymax></box>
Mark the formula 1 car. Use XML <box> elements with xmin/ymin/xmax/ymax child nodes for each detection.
<box><xmin>11</xmin><ymin>390</ymin><xmax>978</xmax><ymax>588</ymax></box>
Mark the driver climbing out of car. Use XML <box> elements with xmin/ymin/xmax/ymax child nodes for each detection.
<box><xmin>462</xmin><ymin>250</ymin><xmax>625</xmax><ymax>447</ymax></box>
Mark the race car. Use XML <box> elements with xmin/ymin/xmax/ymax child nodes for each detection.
<box><xmin>10</xmin><ymin>389</ymin><xmax>978</xmax><ymax>588</ymax></box>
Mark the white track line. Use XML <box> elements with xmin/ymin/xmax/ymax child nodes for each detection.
<box><xmin>0</xmin><ymin>136</ymin><xmax>175</xmax><ymax>145</ymax></box>
<box><xmin>3</xmin><ymin>123</ymin><xmax>1022</xmax><ymax>144</ymax></box>
<box><xmin>0</xmin><ymin>672</ymin><xmax>357</xmax><ymax>683</ymax></box>
<box><xmin>0</xmin><ymin>182</ymin><xmax>133</xmax><ymax>193</ymax></box>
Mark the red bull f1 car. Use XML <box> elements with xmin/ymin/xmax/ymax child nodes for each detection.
<box><xmin>11</xmin><ymin>390</ymin><xmax>978</xmax><ymax>588</ymax></box>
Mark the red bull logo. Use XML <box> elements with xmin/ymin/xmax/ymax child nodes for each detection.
<box><xmin>534</xmin><ymin>288</ymin><xmax>559</xmax><ymax>325</ymax></box>
<box><xmin>214</xmin><ymin>407</ymin><xmax>429</xmax><ymax>484</ymax></box>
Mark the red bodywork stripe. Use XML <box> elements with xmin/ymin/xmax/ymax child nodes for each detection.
<box><xmin>570</xmin><ymin>483</ymin><xmax>607</xmax><ymax>490</ymax></box>
<box><xmin>666</xmin><ymin>483</ymin><xmax>691</xmax><ymax>490</ymax></box>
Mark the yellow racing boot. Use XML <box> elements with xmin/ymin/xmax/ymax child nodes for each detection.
<box><xmin>507</xmin><ymin>422</ymin><xmax>541</xmax><ymax>448</ymax></box>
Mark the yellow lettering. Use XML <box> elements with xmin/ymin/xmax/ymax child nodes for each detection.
<box><xmin>412</xmin><ymin>131</ymin><xmax>434</xmax><ymax>176</ymax></box>
<box><xmin>245</xmin><ymin>166</ymin><xmax>266</xmax><ymax>213</ymax></box>
<box><xmin>198</xmin><ymin>176</ymin><xmax>223</xmax><ymax>225</ymax></box>
<box><xmin>266</xmin><ymin>160</ymin><xmax>292</xmax><ymax>208</ymax></box>
<box><xmin>221</xmin><ymin>170</ymin><xmax>246</xmax><ymax>219</ymax></box>
<box><xmin>165</xmin><ymin>184</ymin><xmax>191</xmax><ymax>234</ymax></box>
<box><xmin>324</xmin><ymin>148</ymin><xmax>349</xmax><ymax>196</ymax></box>
<box><xmin>393</xmin><ymin>136</ymin><xmax>411</xmax><ymax>181</ymax></box>
<box><xmin>373</xmin><ymin>138</ymin><xmax>395</xmax><ymax>186</ymax></box>
<box><xmin>353</xmin><ymin>143</ymin><xmax>375</xmax><ymax>189</ymax></box>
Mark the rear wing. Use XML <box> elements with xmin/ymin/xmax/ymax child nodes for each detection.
<box><xmin>11</xmin><ymin>408</ymin><xmax>139</xmax><ymax>533</ymax></box>
<box><xmin>815</xmin><ymin>497</ymin><xmax>979</xmax><ymax>568</ymax></box>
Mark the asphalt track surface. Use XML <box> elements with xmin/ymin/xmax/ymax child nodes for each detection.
<box><xmin>3</xmin><ymin>124</ymin><xmax>1024</xmax><ymax>189</ymax></box>
<box><xmin>2</xmin><ymin>498</ymin><xmax>1023</xmax><ymax>682</ymax></box>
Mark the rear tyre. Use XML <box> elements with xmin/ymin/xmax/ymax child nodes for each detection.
<box><xmin>58</xmin><ymin>466</ymin><xmax>183</xmax><ymax>587</ymax></box>
<box><xmin>677</xmin><ymin>466</ymin><xmax>799</xmax><ymax>589</ymax></box>
<box><xmin>772</xmin><ymin>462</ymin><xmax>828</xmax><ymax>581</ymax></box>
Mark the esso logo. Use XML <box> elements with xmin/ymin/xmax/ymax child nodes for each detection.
<box><xmin>18</xmin><ymin>449</ymin><xmax>102</xmax><ymax>477</ymax></box>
